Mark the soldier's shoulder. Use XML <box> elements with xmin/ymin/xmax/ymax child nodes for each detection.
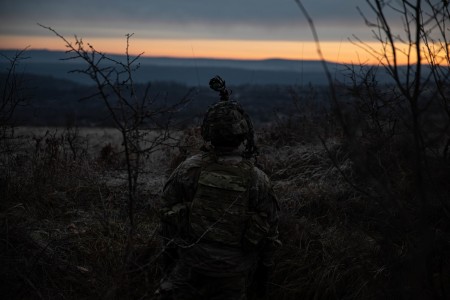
<box><xmin>252</xmin><ymin>165</ymin><xmax>272</xmax><ymax>186</ymax></box>
<box><xmin>164</xmin><ymin>153</ymin><xmax>210</xmax><ymax>188</ymax></box>
<box><xmin>174</xmin><ymin>153</ymin><xmax>212</xmax><ymax>173</ymax></box>
<box><xmin>250</xmin><ymin>165</ymin><xmax>279</xmax><ymax>205</ymax></box>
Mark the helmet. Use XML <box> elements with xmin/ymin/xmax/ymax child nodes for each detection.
<box><xmin>201</xmin><ymin>100</ymin><xmax>249</xmax><ymax>146</ymax></box>
<box><xmin>201</xmin><ymin>76</ymin><xmax>258</xmax><ymax>157</ymax></box>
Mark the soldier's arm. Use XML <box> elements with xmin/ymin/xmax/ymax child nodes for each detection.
<box><xmin>159</xmin><ymin>156</ymin><xmax>203</xmax><ymax>242</ymax></box>
<box><xmin>245</xmin><ymin>169</ymin><xmax>280</xmax><ymax>299</ymax></box>
<box><xmin>159</xmin><ymin>168</ymin><xmax>184</xmax><ymax>243</ymax></box>
<box><xmin>160</xmin><ymin>166</ymin><xmax>183</xmax><ymax>216</ymax></box>
<box><xmin>159</xmin><ymin>155</ymin><xmax>200</xmax><ymax>220</ymax></box>
<box><xmin>245</xmin><ymin>168</ymin><xmax>281</xmax><ymax>266</ymax></box>
<box><xmin>158</xmin><ymin>168</ymin><xmax>185</xmax><ymax>272</ymax></box>
<box><xmin>257</xmin><ymin>183</ymin><xmax>280</xmax><ymax>267</ymax></box>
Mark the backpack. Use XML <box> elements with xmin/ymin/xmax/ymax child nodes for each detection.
<box><xmin>189</xmin><ymin>158</ymin><xmax>254</xmax><ymax>247</ymax></box>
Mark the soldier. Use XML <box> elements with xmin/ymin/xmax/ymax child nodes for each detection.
<box><xmin>156</xmin><ymin>76</ymin><xmax>280</xmax><ymax>300</ymax></box>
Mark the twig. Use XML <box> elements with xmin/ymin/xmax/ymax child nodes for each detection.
<box><xmin>293</xmin><ymin>0</ymin><xmax>350</xmax><ymax>138</ymax></box>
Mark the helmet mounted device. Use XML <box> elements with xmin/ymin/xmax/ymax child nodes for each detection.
<box><xmin>202</xmin><ymin>75</ymin><xmax>258</xmax><ymax>158</ymax></box>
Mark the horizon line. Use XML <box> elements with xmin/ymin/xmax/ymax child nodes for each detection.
<box><xmin>0</xmin><ymin>47</ymin><xmax>380</xmax><ymax>66</ymax></box>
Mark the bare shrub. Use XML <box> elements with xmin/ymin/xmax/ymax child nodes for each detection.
<box><xmin>0</xmin><ymin>127</ymin><xmax>164</xmax><ymax>299</ymax></box>
<box><xmin>291</xmin><ymin>0</ymin><xmax>450</xmax><ymax>299</ymax></box>
<box><xmin>0</xmin><ymin>48</ymin><xmax>31</xmax><ymax>203</ymax></box>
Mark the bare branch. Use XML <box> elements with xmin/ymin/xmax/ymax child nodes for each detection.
<box><xmin>293</xmin><ymin>0</ymin><xmax>350</xmax><ymax>137</ymax></box>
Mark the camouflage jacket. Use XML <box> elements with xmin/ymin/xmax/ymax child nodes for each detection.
<box><xmin>159</xmin><ymin>150</ymin><xmax>280</xmax><ymax>276</ymax></box>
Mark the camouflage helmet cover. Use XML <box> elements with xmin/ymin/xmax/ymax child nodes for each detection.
<box><xmin>201</xmin><ymin>100</ymin><xmax>250</xmax><ymax>145</ymax></box>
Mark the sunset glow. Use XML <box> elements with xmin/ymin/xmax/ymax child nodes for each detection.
<box><xmin>1</xmin><ymin>34</ymin><xmax>393</xmax><ymax>65</ymax></box>
<box><xmin>4</xmin><ymin>1</ymin><xmax>447</xmax><ymax>67</ymax></box>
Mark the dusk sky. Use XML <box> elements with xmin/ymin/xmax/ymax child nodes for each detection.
<box><xmin>0</xmin><ymin>0</ymin><xmax>400</xmax><ymax>63</ymax></box>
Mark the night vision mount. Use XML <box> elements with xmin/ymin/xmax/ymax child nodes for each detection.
<box><xmin>209</xmin><ymin>75</ymin><xmax>230</xmax><ymax>101</ymax></box>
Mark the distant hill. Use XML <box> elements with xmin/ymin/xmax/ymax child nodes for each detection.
<box><xmin>0</xmin><ymin>49</ymin><xmax>345</xmax><ymax>86</ymax></box>
<box><xmin>0</xmin><ymin>49</ymin><xmax>400</xmax><ymax>127</ymax></box>
<box><xmin>1</xmin><ymin>71</ymin><xmax>327</xmax><ymax>127</ymax></box>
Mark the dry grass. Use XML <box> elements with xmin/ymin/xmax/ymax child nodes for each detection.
<box><xmin>0</xmin><ymin>127</ymin><xmax>166</xmax><ymax>299</ymax></box>
<box><xmin>1</xmin><ymin>124</ymin><xmax>449</xmax><ymax>299</ymax></box>
<box><xmin>255</xmin><ymin>113</ymin><xmax>450</xmax><ymax>300</ymax></box>
<box><xmin>255</xmin><ymin>137</ymin><xmax>384</xmax><ymax>300</ymax></box>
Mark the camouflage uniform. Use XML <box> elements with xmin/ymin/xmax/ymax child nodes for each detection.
<box><xmin>156</xmin><ymin>76</ymin><xmax>280</xmax><ymax>300</ymax></box>
<box><xmin>157</xmin><ymin>151</ymin><xmax>279</xmax><ymax>300</ymax></box>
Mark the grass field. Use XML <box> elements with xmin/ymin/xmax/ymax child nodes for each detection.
<box><xmin>1</xmin><ymin>122</ymin><xmax>449</xmax><ymax>299</ymax></box>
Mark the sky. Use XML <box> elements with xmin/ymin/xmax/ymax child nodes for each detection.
<box><xmin>0</xmin><ymin>0</ymin><xmax>400</xmax><ymax>64</ymax></box>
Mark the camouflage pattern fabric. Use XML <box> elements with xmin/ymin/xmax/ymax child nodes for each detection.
<box><xmin>159</xmin><ymin>151</ymin><xmax>280</xmax><ymax>278</ymax></box>
<box><xmin>201</xmin><ymin>101</ymin><xmax>249</xmax><ymax>145</ymax></box>
<box><xmin>189</xmin><ymin>158</ymin><xmax>253</xmax><ymax>247</ymax></box>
